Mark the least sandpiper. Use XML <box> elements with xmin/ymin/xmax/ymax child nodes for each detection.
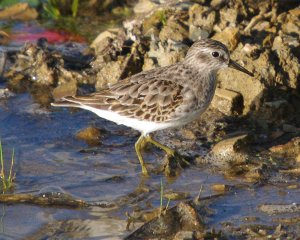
<box><xmin>51</xmin><ymin>39</ymin><xmax>253</xmax><ymax>175</ymax></box>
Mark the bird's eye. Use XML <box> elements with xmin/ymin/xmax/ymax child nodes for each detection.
<box><xmin>212</xmin><ymin>51</ymin><xmax>220</xmax><ymax>58</ymax></box>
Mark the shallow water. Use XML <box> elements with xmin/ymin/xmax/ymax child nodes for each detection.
<box><xmin>0</xmin><ymin>93</ymin><xmax>299</xmax><ymax>239</ymax></box>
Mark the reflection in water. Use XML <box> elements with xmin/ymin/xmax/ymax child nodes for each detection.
<box><xmin>26</xmin><ymin>211</ymin><xmax>129</xmax><ymax>240</ymax></box>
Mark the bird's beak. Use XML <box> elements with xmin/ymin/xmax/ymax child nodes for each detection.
<box><xmin>229</xmin><ymin>59</ymin><xmax>254</xmax><ymax>77</ymax></box>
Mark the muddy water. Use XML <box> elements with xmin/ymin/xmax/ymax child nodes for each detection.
<box><xmin>0</xmin><ymin>92</ymin><xmax>299</xmax><ymax>239</ymax></box>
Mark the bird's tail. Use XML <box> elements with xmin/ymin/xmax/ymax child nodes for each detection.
<box><xmin>51</xmin><ymin>96</ymin><xmax>81</xmax><ymax>108</ymax></box>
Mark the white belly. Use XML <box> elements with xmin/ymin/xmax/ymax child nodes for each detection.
<box><xmin>81</xmin><ymin>106</ymin><xmax>181</xmax><ymax>135</ymax></box>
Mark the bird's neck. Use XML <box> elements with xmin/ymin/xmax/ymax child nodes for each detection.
<box><xmin>199</xmin><ymin>71</ymin><xmax>217</xmax><ymax>107</ymax></box>
<box><xmin>184</xmin><ymin>64</ymin><xmax>218</xmax><ymax>107</ymax></box>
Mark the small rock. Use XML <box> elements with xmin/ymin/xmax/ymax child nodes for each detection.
<box><xmin>76</xmin><ymin>127</ymin><xmax>102</xmax><ymax>145</ymax></box>
<box><xmin>213</xmin><ymin>27</ymin><xmax>239</xmax><ymax>51</ymax></box>
<box><xmin>0</xmin><ymin>3</ymin><xmax>38</xmax><ymax>21</ymax></box>
<box><xmin>163</xmin><ymin>191</ymin><xmax>190</xmax><ymax>201</ymax></box>
<box><xmin>180</xmin><ymin>129</ymin><xmax>196</xmax><ymax>140</ymax></box>
<box><xmin>189</xmin><ymin>24</ymin><xmax>209</xmax><ymax>41</ymax></box>
<box><xmin>189</xmin><ymin>4</ymin><xmax>216</xmax><ymax>34</ymax></box>
<box><xmin>211</xmin><ymin>184</ymin><xmax>229</xmax><ymax>192</ymax></box>
<box><xmin>146</xmin><ymin>41</ymin><xmax>188</xmax><ymax>68</ymax></box>
<box><xmin>208</xmin><ymin>134</ymin><xmax>257</xmax><ymax>177</ymax></box>
<box><xmin>211</xmin><ymin>88</ymin><xmax>243</xmax><ymax>115</ymax></box>
<box><xmin>219</xmin><ymin>7</ymin><xmax>238</xmax><ymax>29</ymax></box>
<box><xmin>269</xmin><ymin>137</ymin><xmax>300</xmax><ymax>158</ymax></box>
<box><xmin>159</xmin><ymin>17</ymin><xmax>189</xmax><ymax>43</ymax></box>
<box><xmin>0</xmin><ymin>88</ymin><xmax>14</xmax><ymax>99</ymax></box>
<box><xmin>242</xmin><ymin>43</ymin><xmax>260</xmax><ymax>57</ymax></box>
<box><xmin>133</xmin><ymin>0</ymin><xmax>156</xmax><ymax>14</ymax></box>
<box><xmin>90</xmin><ymin>29</ymin><xmax>122</xmax><ymax>55</ymax></box>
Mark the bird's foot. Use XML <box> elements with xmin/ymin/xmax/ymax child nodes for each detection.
<box><xmin>144</xmin><ymin>135</ymin><xmax>190</xmax><ymax>176</ymax></box>
<box><xmin>161</xmin><ymin>152</ymin><xmax>190</xmax><ymax>177</ymax></box>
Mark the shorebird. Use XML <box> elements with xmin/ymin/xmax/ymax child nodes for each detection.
<box><xmin>52</xmin><ymin>39</ymin><xmax>253</xmax><ymax>175</ymax></box>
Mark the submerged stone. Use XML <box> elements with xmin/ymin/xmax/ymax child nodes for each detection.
<box><xmin>76</xmin><ymin>127</ymin><xmax>103</xmax><ymax>146</ymax></box>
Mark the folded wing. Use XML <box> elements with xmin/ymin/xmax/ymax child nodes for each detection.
<box><xmin>52</xmin><ymin>76</ymin><xmax>184</xmax><ymax>123</ymax></box>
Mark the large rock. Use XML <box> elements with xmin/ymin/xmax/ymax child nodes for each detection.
<box><xmin>272</xmin><ymin>36</ymin><xmax>299</xmax><ymax>89</ymax></box>
<box><xmin>211</xmin><ymin>88</ymin><xmax>243</xmax><ymax>115</ymax></box>
<box><xmin>218</xmin><ymin>45</ymin><xmax>272</xmax><ymax>114</ymax></box>
<box><xmin>6</xmin><ymin>44</ymin><xmax>56</xmax><ymax>88</ymax></box>
<box><xmin>90</xmin><ymin>28</ymin><xmax>125</xmax><ymax>55</ymax></box>
<box><xmin>278</xmin><ymin>7</ymin><xmax>300</xmax><ymax>37</ymax></box>
<box><xmin>159</xmin><ymin>16</ymin><xmax>189</xmax><ymax>43</ymax></box>
<box><xmin>95</xmin><ymin>59</ymin><xmax>124</xmax><ymax>90</ymax></box>
<box><xmin>210</xmin><ymin>134</ymin><xmax>250</xmax><ymax>167</ymax></box>
<box><xmin>208</xmin><ymin>134</ymin><xmax>266</xmax><ymax>182</ymax></box>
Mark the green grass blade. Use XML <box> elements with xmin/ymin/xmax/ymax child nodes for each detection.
<box><xmin>0</xmin><ymin>141</ymin><xmax>6</xmax><ymax>191</ymax></box>
<box><xmin>165</xmin><ymin>198</ymin><xmax>170</xmax><ymax>211</ymax></box>
<box><xmin>8</xmin><ymin>148</ymin><xmax>14</xmax><ymax>183</ymax></box>
<box><xmin>71</xmin><ymin>0</ymin><xmax>79</xmax><ymax>18</ymax></box>
<box><xmin>160</xmin><ymin>178</ymin><xmax>163</xmax><ymax>215</ymax></box>
<box><xmin>0</xmin><ymin>141</ymin><xmax>4</xmax><ymax>181</ymax></box>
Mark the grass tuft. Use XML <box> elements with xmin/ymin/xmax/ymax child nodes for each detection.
<box><xmin>0</xmin><ymin>141</ymin><xmax>15</xmax><ymax>193</ymax></box>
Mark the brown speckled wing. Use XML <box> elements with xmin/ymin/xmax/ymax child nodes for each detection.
<box><xmin>64</xmin><ymin>71</ymin><xmax>184</xmax><ymax>123</ymax></box>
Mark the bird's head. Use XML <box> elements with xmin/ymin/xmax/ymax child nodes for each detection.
<box><xmin>184</xmin><ymin>39</ymin><xmax>253</xmax><ymax>77</ymax></box>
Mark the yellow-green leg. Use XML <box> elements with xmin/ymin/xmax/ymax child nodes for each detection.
<box><xmin>145</xmin><ymin>135</ymin><xmax>175</xmax><ymax>156</ymax></box>
<box><xmin>135</xmin><ymin>135</ymin><xmax>149</xmax><ymax>176</ymax></box>
<box><xmin>145</xmin><ymin>135</ymin><xmax>190</xmax><ymax>166</ymax></box>
<box><xmin>135</xmin><ymin>134</ymin><xmax>189</xmax><ymax>175</ymax></box>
